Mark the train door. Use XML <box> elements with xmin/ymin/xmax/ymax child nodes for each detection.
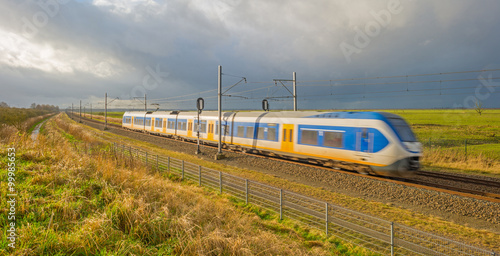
<box><xmin>281</xmin><ymin>124</ymin><xmax>294</xmax><ymax>153</ymax></box>
<box><xmin>163</xmin><ymin>120</ymin><xmax>166</xmax><ymax>133</ymax></box>
<box><xmin>207</xmin><ymin>121</ymin><xmax>214</xmax><ymax>141</ymax></box>
<box><xmin>356</xmin><ymin>128</ymin><xmax>374</xmax><ymax>161</ymax></box>
<box><xmin>151</xmin><ymin>118</ymin><xmax>155</xmax><ymax>132</ymax></box>
<box><xmin>187</xmin><ymin>120</ymin><xmax>193</xmax><ymax>137</ymax></box>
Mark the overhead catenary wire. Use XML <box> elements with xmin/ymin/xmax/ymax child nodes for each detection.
<box><xmin>296</xmin><ymin>77</ymin><xmax>500</xmax><ymax>87</ymax></box>
<box><xmin>300</xmin><ymin>68</ymin><xmax>500</xmax><ymax>83</ymax></box>
<box><xmin>124</xmin><ymin>68</ymin><xmax>500</xmax><ymax>110</ymax></box>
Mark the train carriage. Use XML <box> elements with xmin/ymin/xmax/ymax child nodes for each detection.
<box><xmin>122</xmin><ymin>110</ymin><xmax>421</xmax><ymax>177</ymax></box>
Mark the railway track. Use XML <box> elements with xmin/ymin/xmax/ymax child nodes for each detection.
<box><xmin>68</xmin><ymin>112</ymin><xmax>500</xmax><ymax>203</ymax></box>
<box><xmin>409</xmin><ymin>171</ymin><xmax>500</xmax><ymax>200</ymax></box>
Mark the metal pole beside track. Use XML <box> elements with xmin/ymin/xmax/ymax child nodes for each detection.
<box><xmin>219</xmin><ymin>172</ymin><xmax>222</xmax><ymax>194</ymax></box>
<box><xmin>279</xmin><ymin>189</ymin><xmax>283</xmax><ymax>220</ymax></box>
<box><xmin>245</xmin><ymin>179</ymin><xmax>248</xmax><ymax>204</ymax></box>
<box><xmin>391</xmin><ymin>222</ymin><xmax>395</xmax><ymax>256</ymax></box>
<box><xmin>182</xmin><ymin>160</ymin><xmax>184</xmax><ymax>180</ymax></box>
<box><xmin>199</xmin><ymin>166</ymin><xmax>202</xmax><ymax>186</ymax></box>
<box><xmin>215</xmin><ymin>65</ymin><xmax>224</xmax><ymax>160</ymax></box>
<box><xmin>79</xmin><ymin>100</ymin><xmax>82</xmax><ymax>123</ymax></box>
<box><xmin>325</xmin><ymin>203</ymin><xmax>329</xmax><ymax>236</ymax></box>
<box><xmin>104</xmin><ymin>92</ymin><xmax>108</xmax><ymax>130</ymax></box>
<box><xmin>293</xmin><ymin>72</ymin><xmax>297</xmax><ymax>111</ymax></box>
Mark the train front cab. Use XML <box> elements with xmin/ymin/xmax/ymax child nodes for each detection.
<box><xmin>370</xmin><ymin>113</ymin><xmax>422</xmax><ymax>177</ymax></box>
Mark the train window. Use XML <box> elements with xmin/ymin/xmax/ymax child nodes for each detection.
<box><xmin>362</xmin><ymin>128</ymin><xmax>368</xmax><ymax>139</ymax></box>
<box><xmin>257</xmin><ymin>127</ymin><xmax>266</xmax><ymax>140</ymax></box>
<box><xmin>324</xmin><ymin>131</ymin><xmax>343</xmax><ymax>148</ymax></box>
<box><xmin>387</xmin><ymin>118</ymin><xmax>417</xmax><ymax>142</ymax></box>
<box><xmin>155</xmin><ymin>118</ymin><xmax>163</xmax><ymax>128</ymax></box>
<box><xmin>246</xmin><ymin>127</ymin><xmax>254</xmax><ymax>138</ymax></box>
<box><xmin>289</xmin><ymin>129</ymin><xmax>293</xmax><ymax>142</ymax></box>
<box><xmin>300</xmin><ymin>130</ymin><xmax>317</xmax><ymax>145</ymax></box>
<box><xmin>283</xmin><ymin>129</ymin><xmax>287</xmax><ymax>141</ymax></box>
<box><xmin>268</xmin><ymin>128</ymin><xmax>277</xmax><ymax>141</ymax></box>
<box><xmin>188</xmin><ymin>123</ymin><xmax>192</xmax><ymax>131</ymax></box>
<box><xmin>135</xmin><ymin>118</ymin><xmax>143</xmax><ymax>126</ymax></box>
<box><xmin>237</xmin><ymin>126</ymin><xmax>244</xmax><ymax>137</ymax></box>
<box><xmin>178</xmin><ymin>122</ymin><xmax>187</xmax><ymax>131</ymax></box>
<box><xmin>200</xmin><ymin>121</ymin><xmax>207</xmax><ymax>133</ymax></box>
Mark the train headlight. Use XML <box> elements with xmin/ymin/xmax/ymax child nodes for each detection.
<box><xmin>402</xmin><ymin>142</ymin><xmax>422</xmax><ymax>153</ymax></box>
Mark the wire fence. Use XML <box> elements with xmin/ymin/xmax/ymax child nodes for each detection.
<box><xmin>421</xmin><ymin>138</ymin><xmax>500</xmax><ymax>160</ymax></box>
<box><xmin>110</xmin><ymin>142</ymin><xmax>497</xmax><ymax>256</ymax></box>
<box><xmin>422</xmin><ymin>138</ymin><xmax>499</xmax><ymax>148</ymax></box>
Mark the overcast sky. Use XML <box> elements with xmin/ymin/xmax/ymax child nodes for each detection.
<box><xmin>1</xmin><ymin>0</ymin><xmax>499</xmax><ymax>111</ymax></box>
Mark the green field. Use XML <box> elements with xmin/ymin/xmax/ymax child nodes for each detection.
<box><xmin>92</xmin><ymin>112</ymin><xmax>124</xmax><ymax>119</ymax></box>
<box><xmin>387</xmin><ymin>109</ymin><xmax>500</xmax><ymax>141</ymax></box>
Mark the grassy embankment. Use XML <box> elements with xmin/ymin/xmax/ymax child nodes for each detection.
<box><xmin>1</xmin><ymin>114</ymin><xmax>374</xmax><ymax>255</ymax></box>
<box><xmin>61</xmin><ymin>113</ymin><xmax>500</xmax><ymax>252</ymax></box>
<box><xmin>0</xmin><ymin>108</ymin><xmax>56</xmax><ymax>134</ymax></box>
<box><xmin>90</xmin><ymin>109</ymin><xmax>500</xmax><ymax>176</ymax></box>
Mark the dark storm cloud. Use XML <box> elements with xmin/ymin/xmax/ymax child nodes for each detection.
<box><xmin>0</xmin><ymin>0</ymin><xmax>499</xmax><ymax>109</ymax></box>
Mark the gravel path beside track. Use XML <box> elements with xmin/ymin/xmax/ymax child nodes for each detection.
<box><xmin>80</xmin><ymin>119</ymin><xmax>500</xmax><ymax>233</ymax></box>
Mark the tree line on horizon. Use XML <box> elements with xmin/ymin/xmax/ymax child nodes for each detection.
<box><xmin>0</xmin><ymin>102</ymin><xmax>59</xmax><ymax>131</ymax></box>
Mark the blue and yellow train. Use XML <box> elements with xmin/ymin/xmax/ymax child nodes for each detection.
<box><xmin>122</xmin><ymin>111</ymin><xmax>422</xmax><ymax>177</ymax></box>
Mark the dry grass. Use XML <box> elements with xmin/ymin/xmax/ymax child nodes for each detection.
<box><xmin>0</xmin><ymin>113</ymin><xmax>53</xmax><ymax>143</ymax></box>
<box><xmin>1</xmin><ymin>114</ymin><xmax>344</xmax><ymax>255</ymax></box>
<box><xmin>423</xmin><ymin>148</ymin><xmax>500</xmax><ymax>175</ymax></box>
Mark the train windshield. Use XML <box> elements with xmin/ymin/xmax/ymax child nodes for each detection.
<box><xmin>387</xmin><ymin>118</ymin><xmax>417</xmax><ymax>142</ymax></box>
